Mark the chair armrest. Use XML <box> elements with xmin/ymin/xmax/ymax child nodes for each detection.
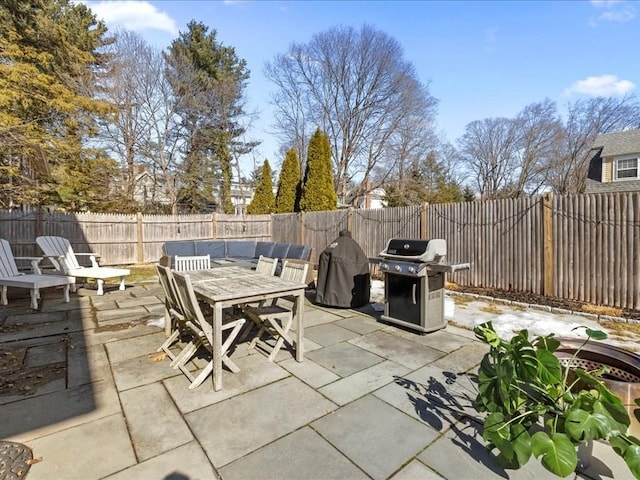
<box><xmin>74</xmin><ymin>252</ymin><xmax>100</xmax><ymax>268</ymax></box>
<box><xmin>15</xmin><ymin>256</ymin><xmax>44</xmax><ymax>274</ymax></box>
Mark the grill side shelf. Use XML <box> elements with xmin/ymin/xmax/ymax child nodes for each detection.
<box><xmin>426</xmin><ymin>262</ymin><xmax>470</xmax><ymax>274</ymax></box>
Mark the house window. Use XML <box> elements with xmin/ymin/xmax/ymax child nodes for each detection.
<box><xmin>615</xmin><ymin>157</ymin><xmax>639</xmax><ymax>180</ymax></box>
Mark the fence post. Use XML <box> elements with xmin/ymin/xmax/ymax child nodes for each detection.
<box><xmin>543</xmin><ymin>193</ymin><xmax>554</xmax><ymax>296</ymax></box>
<box><xmin>35</xmin><ymin>206</ymin><xmax>43</xmax><ymax>240</ymax></box>
<box><xmin>420</xmin><ymin>202</ymin><xmax>429</xmax><ymax>239</ymax></box>
<box><xmin>299</xmin><ymin>211</ymin><xmax>305</xmax><ymax>245</ymax></box>
<box><xmin>212</xmin><ymin>212</ymin><xmax>217</xmax><ymax>239</ymax></box>
<box><xmin>347</xmin><ymin>207</ymin><xmax>354</xmax><ymax>232</ymax></box>
<box><xmin>136</xmin><ymin>212</ymin><xmax>144</xmax><ymax>263</ymax></box>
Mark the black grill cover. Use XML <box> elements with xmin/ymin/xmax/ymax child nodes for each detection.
<box><xmin>315</xmin><ymin>230</ymin><xmax>370</xmax><ymax>308</ymax></box>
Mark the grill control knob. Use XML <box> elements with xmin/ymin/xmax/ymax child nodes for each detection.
<box><xmin>394</xmin><ymin>265</ymin><xmax>401</xmax><ymax>272</ymax></box>
<box><xmin>380</xmin><ymin>263</ymin><xmax>388</xmax><ymax>270</ymax></box>
<box><xmin>408</xmin><ymin>266</ymin><xmax>415</xmax><ymax>273</ymax></box>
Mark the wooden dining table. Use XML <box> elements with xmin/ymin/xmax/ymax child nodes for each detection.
<box><xmin>172</xmin><ymin>266</ymin><xmax>307</xmax><ymax>391</ymax></box>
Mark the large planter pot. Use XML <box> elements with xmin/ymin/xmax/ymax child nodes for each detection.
<box><xmin>555</xmin><ymin>337</ymin><xmax>640</xmax><ymax>437</ymax></box>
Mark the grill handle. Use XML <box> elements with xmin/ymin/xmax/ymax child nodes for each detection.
<box><xmin>412</xmin><ymin>284</ymin><xmax>416</xmax><ymax>304</ymax></box>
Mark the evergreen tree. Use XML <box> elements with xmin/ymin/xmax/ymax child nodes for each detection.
<box><xmin>385</xmin><ymin>154</ymin><xmax>463</xmax><ymax>207</ymax></box>
<box><xmin>299</xmin><ymin>128</ymin><xmax>337</xmax><ymax>211</ymax></box>
<box><xmin>0</xmin><ymin>0</ymin><xmax>114</xmax><ymax>209</ymax></box>
<box><xmin>246</xmin><ymin>160</ymin><xmax>275</xmax><ymax>214</ymax></box>
<box><xmin>165</xmin><ymin>21</ymin><xmax>253</xmax><ymax>213</ymax></box>
<box><xmin>275</xmin><ymin>147</ymin><xmax>301</xmax><ymax>213</ymax></box>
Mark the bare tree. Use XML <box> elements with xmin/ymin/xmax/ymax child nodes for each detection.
<box><xmin>512</xmin><ymin>99</ymin><xmax>564</xmax><ymax>197</ymax></box>
<box><xmin>457</xmin><ymin>117</ymin><xmax>520</xmax><ymax>199</ymax></box>
<box><xmin>265</xmin><ymin>24</ymin><xmax>438</xmax><ymax>204</ymax></box>
<box><xmin>549</xmin><ymin>95</ymin><xmax>640</xmax><ymax>194</ymax></box>
<box><xmin>99</xmin><ymin>31</ymin><xmax>153</xmax><ymax>200</ymax></box>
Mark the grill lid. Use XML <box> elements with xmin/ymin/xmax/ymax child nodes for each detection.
<box><xmin>380</xmin><ymin>238</ymin><xmax>447</xmax><ymax>263</ymax></box>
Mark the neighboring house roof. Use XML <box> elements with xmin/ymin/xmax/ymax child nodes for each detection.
<box><xmin>591</xmin><ymin>128</ymin><xmax>640</xmax><ymax>157</ymax></box>
<box><xmin>586</xmin><ymin>128</ymin><xmax>640</xmax><ymax>194</ymax></box>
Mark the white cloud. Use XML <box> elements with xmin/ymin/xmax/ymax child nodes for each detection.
<box><xmin>589</xmin><ymin>0</ymin><xmax>635</xmax><ymax>26</ymax></box>
<box><xmin>564</xmin><ymin>74</ymin><xmax>636</xmax><ymax>97</ymax></box>
<box><xmin>82</xmin><ymin>1</ymin><xmax>178</xmax><ymax>35</ymax></box>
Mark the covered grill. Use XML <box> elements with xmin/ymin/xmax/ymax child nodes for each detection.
<box><xmin>377</xmin><ymin>238</ymin><xmax>469</xmax><ymax>333</ymax></box>
<box><xmin>315</xmin><ymin>230</ymin><xmax>370</xmax><ymax>308</ymax></box>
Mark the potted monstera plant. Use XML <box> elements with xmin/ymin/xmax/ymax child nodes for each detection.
<box><xmin>473</xmin><ymin>321</ymin><xmax>640</xmax><ymax>478</ymax></box>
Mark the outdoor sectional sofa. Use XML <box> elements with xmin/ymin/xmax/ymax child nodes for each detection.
<box><xmin>162</xmin><ymin>240</ymin><xmax>312</xmax><ymax>271</ymax></box>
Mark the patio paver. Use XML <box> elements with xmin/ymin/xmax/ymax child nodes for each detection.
<box><xmin>186</xmin><ymin>376</ymin><xmax>337</xmax><ymax>467</ymax></box>
<box><xmin>312</xmin><ymin>395</ymin><xmax>440</xmax><ymax>480</ymax></box>
<box><xmin>219</xmin><ymin>427</ymin><xmax>370</xmax><ymax>480</ymax></box>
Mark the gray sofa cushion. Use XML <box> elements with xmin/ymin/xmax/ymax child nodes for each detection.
<box><xmin>226</xmin><ymin>240</ymin><xmax>256</xmax><ymax>259</ymax></box>
<box><xmin>286</xmin><ymin>244</ymin><xmax>311</xmax><ymax>260</ymax></box>
<box><xmin>163</xmin><ymin>241</ymin><xmax>196</xmax><ymax>257</ymax></box>
<box><xmin>255</xmin><ymin>241</ymin><xmax>275</xmax><ymax>258</ymax></box>
<box><xmin>196</xmin><ymin>240</ymin><xmax>226</xmax><ymax>259</ymax></box>
<box><xmin>271</xmin><ymin>243</ymin><xmax>290</xmax><ymax>259</ymax></box>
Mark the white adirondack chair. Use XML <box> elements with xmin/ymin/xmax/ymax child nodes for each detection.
<box><xmin>36</xmin><ymin>236</ymin><xmax>130</xmax><ymax>296</ymax></box>
<box><xmin>0</xmin><ymin>239</ymin><xmax>72</xmax><ymax>309</ymax></box>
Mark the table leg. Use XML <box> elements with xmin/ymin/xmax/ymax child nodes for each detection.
<box><xmin>213</xmin><ymin>302</ymin><xmax>223</xmax><ymax>391</ymax></box>
<box><xmin>295</xmin><ymin>292</ymin><xmax>304</xmax><ymax>362</ymax></box>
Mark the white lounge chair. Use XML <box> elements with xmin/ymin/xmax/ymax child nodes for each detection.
<box><xmin>0</xmin><ymin>238</ymin><xmax>72</xmax><ymax>309</ymax></box>
<box><xmin>36</xmin><ymin>236</ymin><xmax>130</xmax><ymax>296</ymax></box>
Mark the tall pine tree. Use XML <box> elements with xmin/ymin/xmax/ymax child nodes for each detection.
<box><xmin>246</xmin><ymin>160</ymin><xmax>275</xmax><ymax>214</ymax></box>
<box><xmin>299</xmin><ymin>128</ymin><xmax>337</xmax><ymax>211</ymax></box>
<box><xmin>164</xmin><ymin>21</ymin><xmax>252</xmax><ymax>213</ymax></box>
<box><xmin>275</xmin><ymin>147</ymin><xmax>301</xmax><ymax>213</ymax></box>
<box><xmin>0</xmin><ymin>0</ymin><xmax>115</xmax><ymax>210</ymax></box>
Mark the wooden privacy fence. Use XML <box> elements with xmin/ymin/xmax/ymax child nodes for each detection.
<box><xmin>1</xmin><ymin>192</ymin><xmax>639</xmax><ymax>310</ymax></box>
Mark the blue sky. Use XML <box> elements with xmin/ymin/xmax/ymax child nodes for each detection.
<box><xmin>82</xmin><ymin>0</ymin><xmax>638</xmax><ymax>175</ymax></box>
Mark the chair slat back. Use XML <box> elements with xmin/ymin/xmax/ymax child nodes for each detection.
<box><xmin>172</xmin><ymin>273</ymin><xmax>212</xmax><ymax>338</ymax></box>
<box><xmin>255</xmin><ymin>255</ymin><xmax>277</xmax><ymax>276</ymax></box>
<box><xmin>156</xmin><ymin>264</ymin><xmax>183</xmax><ymax>315</ymax></box>
<box><xmin>36</xmin><ymin>236</ymin><xmax>81</xmax><ymax>272</ymax></box>
<box><xmin>280</xmin><ymin>260</ymin><xmax>309</xmax><ymax>284</ymax></box>
<box><xmin>0</xmin><ymin>239</ymin><xmax>20</xmax><ymax>278</ymax></box>
<box><xmin>174</xmin><ymin>255</ymin><xmax>210</xmax><ymax>272</ymax></box>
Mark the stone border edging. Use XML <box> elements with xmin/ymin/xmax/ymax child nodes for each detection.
<box><xmin>446</xmin><ymin>290</ymin><xmax>640</xmax><ymax>326</ymax></box>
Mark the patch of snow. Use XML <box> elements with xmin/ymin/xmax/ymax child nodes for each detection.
<box><xmin>147</xmin><ymin>317</ymin><xmax>165</xmax><ymax>329</ymax></box>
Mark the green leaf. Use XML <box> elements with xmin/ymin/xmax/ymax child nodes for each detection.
<box><xmin>593</xmin><ymin>398</ymin><xmax>630</xmax><ymax>432</ymax></box>
<box><xmin>474</xmin><ymin>322</ymin><xmax>502</xmax><ymax>347</ymax></box>
<box><xmin>536</xmin><ymin>349</ymin><xmax>563</xmax><ymax>384</ymax></box>
<box><xmin>510</xmin><ymin>423</ymin><xmax>532</xmax><ymax>468</ymax></box>
<box><xmin>531</xmin><ymin>431</ymin><xmax>577</xmax><ymax>477</ymax></box>
<box><xmin>585</xmin><ymin>328</ymin><xmax>608</xmax><ymax>341</ymax></box>
<box><xmin>483</xmin><ymin>413</ymin><xmax>515</xmax><ymax>462</ymax></box>
<box><xmin>565</xmin><ymin>407</ymin><xmax>610</xmax><ymax>441</ymax></box>
<box><xmin>624</xmin><ymin>443</ymin><xmax>640</xmax><ymax>479</ymax></box>
<box><xmin>536</xmin><ymin>334</ymin><xmax>560</xmax><ymax>353</ymax></box>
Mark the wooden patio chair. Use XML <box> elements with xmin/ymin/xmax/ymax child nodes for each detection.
<box><xmin>238</xmin><ymin>255</ymin><xmax>278</xmax><ymax>341</ymax></box>
<box><xmin>255</xmin><ymin>255</ymin><xmax>278</xmax><ymax>276</ymax></box>
<box><xmin>0</xmin><ymin>238</ymin><xmax>72</xmax><ymax>309</ymax></box>
<box><xmin>245</xmin><ymin>260</ymin><xmax>309</xmax><ymax>361</ymax></box>
<box><xmin>172</xmin><ymin>272</ymin><xmax>246</xmax><ymax>389</ymax></box>
<box><xmin>36</xmin><ymin>236</ymin><xmax>130</xmax><ymax>296</ymax></box>
<box><xmin>155</xmin><ymin>264</ymin><xmax>190</xmax><ymax>363</ymax></box>
<box><xmin>174</xmin><ymin>254</ymin><xmax>210</xmax><ymax>271</ymax></box>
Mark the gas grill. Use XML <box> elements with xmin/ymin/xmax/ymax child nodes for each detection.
<box><xmin>377</xmin><ymin>238</ymin><xmax>469</xmax><ymax>333</ymax></box>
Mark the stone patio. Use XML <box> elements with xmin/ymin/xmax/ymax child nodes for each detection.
<box><xmin>0</xmin><ymin>279</ymin><xmax>632</xmax><ymax>479</ymax></box>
